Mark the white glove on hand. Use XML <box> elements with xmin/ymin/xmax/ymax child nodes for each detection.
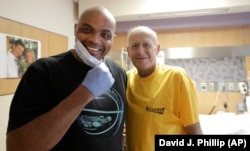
<box><xmin>82</xmin><ymin>62</ymin><xmax>115</xmax><ymax>97</ymax></box>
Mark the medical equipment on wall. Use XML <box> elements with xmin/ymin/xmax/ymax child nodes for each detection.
<box><xmin>208</xmin><ymin>82</ymin><xmax>228</xmax><ymax>115</ymax></box>
<box><xmin>156</xmin><ymin>50</ymin><xmax>165</xmax><ymax>65</ymax></box>
<box><xmin>120</xmin><ymin>48</ymin><xmax>128</xmax><ymax>70</ymax></box>
<box><xmin>120</xmin><ymin>48</ymin><xmax>134</xmax><ymax>71</ymax></box>
<box><xmin>238</xmin><ymin>82</ymin><xmax>248</xmax><ymax>112</ymax></box>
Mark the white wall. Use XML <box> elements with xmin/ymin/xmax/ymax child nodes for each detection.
<box><xmin>0</xmin><ymin>0</ymin><xmax>76</xmax><ymax>49</ymax></box>
<box><xmin>0</xmin><ymin>0</ymin><xmax>76</xmax><ymax>150</ymax></box>
<box><xmin>0</xmin><ymin>95</ymin><xmax>12</xmax><ymax>151</ymax></box>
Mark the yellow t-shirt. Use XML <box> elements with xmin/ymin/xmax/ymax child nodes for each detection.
<box><xmin>125</xmin><ymin>65</ymin><xmax>200</xmax><ymax>151</ymax></box>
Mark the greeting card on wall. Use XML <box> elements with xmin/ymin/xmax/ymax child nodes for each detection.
<box><xmin>0</xmin><ymin>33</ymin><xmax>41</xmax><ymax>78</ymax></box>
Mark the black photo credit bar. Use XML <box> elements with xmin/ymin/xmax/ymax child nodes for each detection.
<box><xmin>155</xmin><ymin>135</ymin><xmax>249</xmax><ymax>151</ymax></box>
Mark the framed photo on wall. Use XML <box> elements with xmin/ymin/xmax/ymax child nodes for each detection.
<box><xmin>0</xmin><ymin>33</ymin><xmax>41</xmax><ymax>78</ymax></box>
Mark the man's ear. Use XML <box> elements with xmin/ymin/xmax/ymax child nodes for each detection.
<box><xmin>74</xmin><ymin>24</ymin><xmax>78</xmax><ymax>36</ymax></box>
<box><xmin>155</xmin><ymin>43</ymin><xmax>161</xmax><ymax>55</ymax></box>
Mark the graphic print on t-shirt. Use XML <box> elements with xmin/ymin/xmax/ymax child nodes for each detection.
<box><xmin>78</xmin><ymin>88</ymin><xmax>124</xmax><ymax>137</ymax></box>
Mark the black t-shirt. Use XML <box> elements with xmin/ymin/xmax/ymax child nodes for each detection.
<box><xmin>7</xmin><ymin>50</ymin><xmax>127</xmax><ymax>151</ymax></box>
